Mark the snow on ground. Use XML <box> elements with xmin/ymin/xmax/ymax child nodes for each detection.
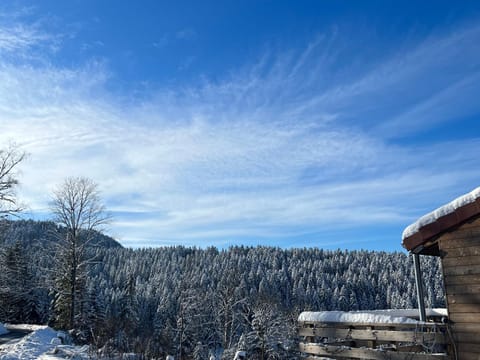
<box><xmin>0</xmin><ymin>324</ymin><xmax>8</xmax><ymax>336</ymax></box>
<box><xmin>298</xmin><ymin>308</ymin><xmax>447</xmax><ymax>324</ymax></box>
<box><xmin>0</xmin><ymin>325</ymin><xmax>90</xmax><ymax>360</ymax></box>
<box><xmin>402</xmin><ymin>186</ymin><xmax>480</xmax><ymax>240</ymax></box>
<box><xmin>4</xmin><ymin>324</ymin><xmax>47</xmax><ymax>331</ymax></box>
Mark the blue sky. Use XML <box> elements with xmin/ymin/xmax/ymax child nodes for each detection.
<box><xmin>1</xmin><ymin>1</ymin><xmax>480</xmax><ymax>251</ymax></box>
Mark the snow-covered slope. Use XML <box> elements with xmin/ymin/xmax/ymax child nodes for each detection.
<box><xmin>0</xmin><ymin>325</ymin><xmax>89</xmax><ymax>360</ymax></box>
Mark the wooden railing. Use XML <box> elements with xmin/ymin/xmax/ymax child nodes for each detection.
<box><xmin>298</xmin><ymin>315</ymin><xmax>451</xmax><ymax>359</ymax></box>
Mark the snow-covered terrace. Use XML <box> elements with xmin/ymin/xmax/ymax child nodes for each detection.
<box><xmin>401</xmin><ymin>186</ymin><xmax>480</xmax><ymax>360</ymax></box>
<box><xmin>297</xmin><ymin>187</ymin><xmax>480</xmax><ymax>359</ymax></box>
<box><xmin>298</xmin><ymin>309</ymin><xmax>450</xmax><ymax>359</ymax></box>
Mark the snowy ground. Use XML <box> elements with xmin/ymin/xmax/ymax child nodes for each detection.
<box><xmin>0</xmin><ymin>325</ymin><xmax>90</xmax><ymax>360</ymax></box>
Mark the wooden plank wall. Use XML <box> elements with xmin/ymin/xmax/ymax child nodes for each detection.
<box><xmin>439</xmin><ymin>215</ymin><xmax>480</xmax><ymax>360</ymax></box>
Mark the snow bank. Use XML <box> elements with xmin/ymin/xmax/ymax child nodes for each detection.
<box><xmin>298</xmin><ymin>309</ymin><xmax>440</xmax><ymax>324</ymax></box>
<box><xmin>0</xmin><ymin>323</ymin><xmax>8</xmax><ymax>335</ymax></box>
<box><xmin>402</xmin><ymin>186</ymin><xmax>480</xmax><ymax>240</ymax></box>
<box><xmin>0</xmin><ymin>326</ymin><xmax>57</xmax><ymax>359</ymax></box>
<box><xmin>0</xmin><ymin>325</ymin><xmax>90</xmax><ymax>360</ymax></box>
<box><xmin>4</xmin><ymin>324</ymin><xmax>46</xmax><ymax>331</ymax></box>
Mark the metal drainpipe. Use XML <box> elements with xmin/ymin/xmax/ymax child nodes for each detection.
<box><xmin>413</xmin><ymin>252</ymin><xmax>427</xmax><ymax>322</ymax></box>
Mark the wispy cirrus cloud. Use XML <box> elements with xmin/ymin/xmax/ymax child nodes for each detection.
<box><xmin>0</xmin><ymin>11</ymin><xmax>60</xmax><ymax>58</ymax></box>
<box><xmin>1</xmin><ymin>14</ymin><xmax>480</xmax><ymax>249</ymax></box>
<box><xmin>0</xmin><ymin>24</ymin><xmax>44</xmax><ymax>52</ymax></box>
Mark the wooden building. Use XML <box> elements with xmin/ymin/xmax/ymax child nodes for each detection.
<box><xmin>402</xmin><ymin>186</ymin><xmax>480</xmax><ymax>360</ymax></box>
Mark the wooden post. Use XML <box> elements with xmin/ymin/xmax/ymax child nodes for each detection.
<box><xmin>306</xmin><ymin>323</ymin><xmax>314</xmax><ymax>343</ymax></box>
<box><xmin>366</xmin><ymin>326</ymin><xmax>376</xmax><ymax>349</ymax></box>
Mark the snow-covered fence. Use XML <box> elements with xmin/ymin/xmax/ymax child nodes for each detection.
<box><xmin>298</xmin><ymin>311</ymin><xmax>450</xmax><ymax>359</ymax></box>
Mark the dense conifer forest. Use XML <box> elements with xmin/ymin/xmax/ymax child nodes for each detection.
<box><xmin>0</xmin><ymin>219</ymin><xmax>445</xmax><ymax>359</ymax></box>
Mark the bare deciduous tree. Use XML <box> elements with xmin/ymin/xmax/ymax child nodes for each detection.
<box><xmin>51</xmin><ymin>176</ymin><xmax>110</xmax><ymax>330</ymax></box>
<box><xmin>0</xmin><ymin>145</ymin><xmax>26</xmax><ymax>218</ymax></box>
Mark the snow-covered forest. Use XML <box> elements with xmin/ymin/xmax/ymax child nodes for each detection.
<box><xmin>0</xmin><ymin>219</ymin><xmax>445</xmax><ymax>359</ymax></box>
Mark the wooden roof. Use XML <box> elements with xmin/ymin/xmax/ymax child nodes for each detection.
<box><xmin>402</xmin><ymin>191</ymin><xmax>480</xmax><ymax>254</ymax></box>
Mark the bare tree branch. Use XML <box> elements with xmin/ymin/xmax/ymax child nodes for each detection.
<box><xmin>0</xmin><ymin>144</ymin><xmax>26</xmax><ymax>218</ymax></box>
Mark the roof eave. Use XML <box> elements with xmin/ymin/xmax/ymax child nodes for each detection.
<box><xmin>402</xmin><ymin>197</ymin><xmax>480</xmax><ymax>253</ymax></box>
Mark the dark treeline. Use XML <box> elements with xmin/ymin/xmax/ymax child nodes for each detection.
<box><xmin>0</xmin><ymin>220</ymin><xmax>445</xmax><ymax>359</ymax></box>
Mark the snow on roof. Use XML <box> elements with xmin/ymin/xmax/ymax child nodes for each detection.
<box><xmin>402</xmin><ymin>186</ymin><xmax>480</xmax><ymax>241</ymax></box>
<box><xmin>298</xmin><ymin>309</ymin><xmax>447</xmax><ymax>324</ymax></box>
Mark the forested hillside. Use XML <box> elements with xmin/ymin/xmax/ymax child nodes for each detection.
<box><xmin>0</xmin><ymin>220</ymin><xmax>445</xmax><ymax>359</ymax></box>
<box><xmin>0</xmin><ymin>219</ymin><xmax>122</xmax><ymax>249</ymax></box>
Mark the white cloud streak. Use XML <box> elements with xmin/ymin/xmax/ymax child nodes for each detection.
<box><xmin>0</xmin><ymin>10</ymin><xmax>59</xmax><ymax>58</ymax></box>
<box><xmin>1</xmin><ymin>16</ymin><xmax>480</xmax><ymax>249</ymax></box>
